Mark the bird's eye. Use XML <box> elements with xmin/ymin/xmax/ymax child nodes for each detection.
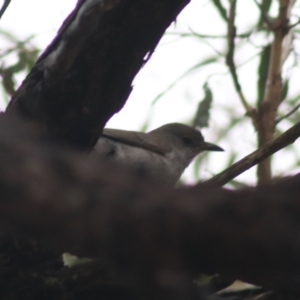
<box><xmin>182</xmin><ymin>136</ymin><xmax>194</xmax><ymax>145</ymax></box>
<box><xmin>106</xmin><ymin>148</ymin><xmax>116</xmax><ymax>157</ymax></box>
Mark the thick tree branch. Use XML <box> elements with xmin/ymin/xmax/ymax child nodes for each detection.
<box><xmin>1</xmin><ymin>116</ymin><xmax>300</xmax><ymax>298</ymax></box>
<box><xmin>5</xmin><ymin>0</ymin><xmax>190</xmax><ymax>150</ymax></box>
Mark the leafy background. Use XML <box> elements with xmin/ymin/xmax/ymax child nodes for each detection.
<box><xmin>1</xmin><ymin>0</ymin><xmax>300</xmax><ymax>187</ymax></box>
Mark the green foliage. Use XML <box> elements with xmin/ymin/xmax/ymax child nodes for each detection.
<box><xmin>257</xmin><ymin>44</ymin><xmax>271</xmax><ymax>104</ymax></box>
<box><xmin>192</xmin><ymin>82</ymin><xmax>213</xmax><ymax>128</ymax></box>
<box><xmin>146</xmin><ymin>1</ymin><xmax>300</xmax><ymax>185</ymax></box>
<box><xmin>2</xmin><ymin>1</ymin><xmax>300</xmax><ymax>187</ymax></box>
<box><xmin>151</xmin><ymin>56</ymin><xmax>219</xmax><ymax>106</ymax></box>
<box><xmin>0</xmin><ymin>29</ymin><xmax>39</xmax><ymax>99</ymax></box>
<box><xmin>257</xmin><ymin>0</ymin><xmax>273</xmax><ymax>27</ymax></box>
<box><xmin>281</xmin><ymin>80</ymin><xmax>289</xmax><ymax>102</ymax></box>
<box><xmin>211</xmin><ymin>0</ymin><xmax>228</xmax><ymax>22</ymax></box>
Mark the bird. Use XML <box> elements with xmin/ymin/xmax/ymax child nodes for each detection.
<box><xmin>92</xmin><ymin>123</ymin><xmax>223</xmax><ymax>184</ymax></box>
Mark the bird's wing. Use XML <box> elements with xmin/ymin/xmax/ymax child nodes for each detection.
<box><xmin>102</xmin><ymin>128</ymin><xmax>171</xmax><ymax>155</ymax></box>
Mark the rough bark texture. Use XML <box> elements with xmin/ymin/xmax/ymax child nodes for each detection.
<box><xmin>5</xmin><ymin>0</ymin><xmax>190</xmax><ymax>150</ymax></box>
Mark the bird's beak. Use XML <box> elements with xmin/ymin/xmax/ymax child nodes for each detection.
<box><xmin>202</xmin><ymin>142</ymin><xmax>224</xmax><ymax>152</ymax></box>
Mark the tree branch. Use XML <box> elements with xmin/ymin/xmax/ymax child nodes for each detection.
<box><xmin>1</xmin><ymin>116</ymin><xmax>300</xmax><ymax>297</ymax></box>
<box><xmin>0</xmin><ymin>0</ymin><xmax>10</xmax><ymax>20</ymax></box>
<box><xmin>226</xmin><ymin>0</ymin><xmax>257</xmax><ymax>123</ymax></box>
<box><xmin>5</xmin><ymin>0</ymin><xmax>190</xmax><ymax>150</ymax></box>
<box><xmin>256</xmin><ymin>0</ymin><xmax>294</xmax><ymax>184</ymax></box>
<box><xmin>276</xmin><ymin>103</ymin><xmax>300</xmax><ymax>124</ymax></box>
<box><xmin>202</xmin><ymin>121</ymin><xmax>300</xmax><ymax>187</ymax></box>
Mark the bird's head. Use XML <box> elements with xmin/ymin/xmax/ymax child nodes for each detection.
<box><xmin>149</xmin><ymin>123</ymin><xmax>223</xmax><ymax>161</ymax></box>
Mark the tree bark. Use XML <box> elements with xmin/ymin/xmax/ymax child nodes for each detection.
<box><xmin>5</xmin><ymin>0</ymin><xmax>190</xmax><ymax>150</ymax></box>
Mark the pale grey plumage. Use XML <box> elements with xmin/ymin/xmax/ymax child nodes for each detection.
<box><xmin>92</xmin><ymin>123</ymin><xmax>223</xmax><ymax>184</ymax></box>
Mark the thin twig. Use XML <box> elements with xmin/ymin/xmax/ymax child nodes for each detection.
<box><xmin>226</xmin><ymin>0</ymin><xmax>257</xmax><ymax>123</ymax></box>
<box><xmin>166</xmin><ymin>32</ymin><xmax>227</xmax><ymax>38</ymax></box>
<box><xmin>201</xmin><ymin>121</ymin><xmax>300</xmax><ymax>187</ymax></box>
<box><xmin>276</xmin><ymin>103</ymin><xmax>300</xmax><ymax>124</ymax></box>
<box><xmin>0</xmin><ymin>0</ymin><xmax>11</xmax><ymax>20</ymax></box>
<box><xmin>289</xmin><ymin>18</ymin><xmax>300</xmax><ymax>29</ymax></box>
<box><xmin>166</xmin><ymin>31</ymin><xmax>253</xmax><ymax>39</ymax></box>
<box><xmin>253</xmin><ymin>0</ymin><xmax>276</xmax><ymax>29</ymax></box>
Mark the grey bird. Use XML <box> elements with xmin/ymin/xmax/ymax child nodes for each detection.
<box><xmin>92</xmin><ymin>123</ymin><xmax>223</xmax><ymax>184</ymax></box>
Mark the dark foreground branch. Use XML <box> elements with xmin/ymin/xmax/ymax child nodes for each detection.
<box><xmin>202</xmin><ymin>121</ymin><xmax>300</xmax><ymax>187</ymax></box>
<box><xmin>1</xmin><ymin>116</ymin><xmax>300</xmax><ymax>298</ymax></box>
<box><xmin>0</xmin><ymin>0</ymin><xmax>10</xmax><ymax>20</ymax></box>
<box><xmin>5</xmin><ymin>0</ymin><xmax>190</xmax><ymax>150</ymax></box>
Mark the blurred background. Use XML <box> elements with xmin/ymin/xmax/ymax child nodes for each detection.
<box><xmin>0</xmin><ymin>0</ymin><xmax>299</xmax><ymax>186</ymax></box>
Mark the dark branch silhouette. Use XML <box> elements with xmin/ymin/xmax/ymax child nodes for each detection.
<box><xmin>0</xmin><ymin>116</ymin><xmax>300</xmax><ymax>298</ymax></box>
<box><xmin>5</xmin><ymin>0</ymin><xmax>190</xmax><ymax>150</ymax></box>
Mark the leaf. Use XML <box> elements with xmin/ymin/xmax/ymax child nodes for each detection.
<box><xmin>288</xmin><ymin>93</ymin><xmax>300</xmax><ymax>106</ymax></box>
<box><xmin>258</xmin><ymin>0</ymin><xmax>273</xmax><ymax>27</ymax></box>
<box><xmin>211</xmin><ymin>0</ymin><xmax>228</xmax><ymax>22</ymax></box>
<box><xmin>1</xmin><ymin>69</ymin><xmax>15</xmax><ymax>96</ymax></box>
<box><xmin>281</xmin><ymin>80</ymin><xmax>289</xmax><ymax>102</ymax></box>
<box><xmin>151</xmin><ymin>56</ymin><xmax>219</xmax><ymax>106</ymax></box>
<box><xmin>192</xmin><ymin>82</ymin><xmax>213</xmax><ymax>128</ymax></box>
<box><xmin>257</xmin><ymin>44</ymin><xmax>271</xmax><ymax>104</ymax></box>
<box><xmin>0</xmin><ymin>28</ymin><xmax>19</xmax><ymax>42</ymax></box>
